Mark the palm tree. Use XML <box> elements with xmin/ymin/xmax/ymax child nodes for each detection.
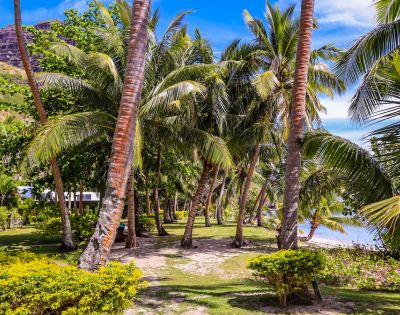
<box><xmin>231</xmin><ymin>2</ymin><xmax>344</xmax><ymax>248</ymax></box>
<box><xmin>79</xmin><ymin>0</ymin><xmax>151</xmax><ymax>271</ymax></box>
<box><xmin>13</xmin><ymin>0</ymin><xmax>76</xmax><ymax>251</ymax></box>
<box><xmin>280</xmin><ymin>0</ymin><xmax>315</xmax><ymax>250</ymax></box>
<box><xmin>298</xmin><ymin>165</ymin><xmax>363</xmax><ymax>241</ymax></box>
<box><xmin>302</xmin><ymin>130</ymin><xmax>399</xmax><ymax>248</ymax></box>
<box><xmin>0</xmin><ymin>174</ymin><xmax>18</xmax><ymax>207</ymax></box>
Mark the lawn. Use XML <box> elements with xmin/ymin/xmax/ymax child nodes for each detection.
<box><xmin>1</xmin><ymin>221</ymin><xmax>400</xmax><ymax>314</ymax></box>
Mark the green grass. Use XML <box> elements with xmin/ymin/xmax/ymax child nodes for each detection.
<box><xmin>0</xmin><ymin>225</ymin><xmax>80</xmax><ymax>262</ymax></box>
<box><xmin>1</xmin><ymin>221</ymin><xmax>400</xmax><ymax>314</ymax></box>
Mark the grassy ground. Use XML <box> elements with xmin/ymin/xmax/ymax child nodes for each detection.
<box><xmin>1</xmin><ymin>221</ymin><xmax>400</xmax><ymax>314</ymax></box>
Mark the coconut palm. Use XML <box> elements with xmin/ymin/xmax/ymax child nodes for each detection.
<box><xmin>279</xmin><ymin>0</ymin><xmax>315</xmax><ymax>250</ymax></box>
<box><xmin>13</xmin><ymin>0</ymin><xmax>76</xmax><ymax>251</ymax></box>
<box><xmin>302</xmin><ymin>130</ymin><xmax>400</xmax><ymax>248</ymax></box>
<box><xmin>79</xmin><ymin>0</ymin><xmax>151</xmax><ymax>271</ymax></box>
<box><xmin>231</xmin><ymin>1</ymin><xmax>344</xmax><ymax>248</ymax></box>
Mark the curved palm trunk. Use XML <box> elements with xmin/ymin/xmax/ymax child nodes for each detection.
<box><xmin>181</xmin><ymin>161</ymin><xmax>211</xmax><ymax>249</ymax></box>
<box><xmin>14</xmin><ymin>0</ymin><xmax>76</xmax><ymax>252</ymax></box>
<box><xmin>145</xmin><ymin>171</ymin><xmax>151</xmax><ymax>214</ymax></box>
<box><xmin>204</xmin><ymin>165</ymin><xmax>220</xmax><ymax>227</ymax></box>
<box><xmin>216</xmin><ymin>170</ymin><xmax>227</xmax><ymax>225</ymax></box>
<box><xmin>154</xmin><ymin>147</ymin><xmax>168</xmax><ymax>235</ymax></box>
<box><xmin>305</xmin><ymin>223</ymin><xmax>318</xmax><ymax>241</ymax></box>
<box><xmin>257</xmin><ymin>193</ymin><xmax>268</xmax><ymax>227</ymax></box>
<box><xmin>79</xmin><ymin>0</ymin><xmax>150</xmax><ymax>270</ymax></box>
<box><xmin>280</xmin><ymin>0</ymin><xmax>315</xmax><ymax>250</ymax></box>
<box><xmin>126</xmin><ymin>170</ymin><xmax>138</xmax><ymax>248</ymax></box>
<box><xmin>249</xmin><ymin>186</ymin><xmax>263</xmax><ymax>223</ymax></box>
<box><xmin>233</xmin><ymin>144</ymin><xmax>261</xmax><ymax>248</ymax></box>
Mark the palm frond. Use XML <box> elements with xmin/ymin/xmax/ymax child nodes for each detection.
<box><xmin>21</xmin><ymin>112</ymin><xmax>115</xmax><ymax>171</ymax></box>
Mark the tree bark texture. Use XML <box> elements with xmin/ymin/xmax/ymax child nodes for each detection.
<box><xmin>79</xmin><ymin>0</ymin><xmax>150</xmax><ymax>270</ymax></box>
<box><xmin>204</xmin><ymin>165</ymin><xmax>220</xmax><ymax>227</ymax></box>
<box><xmin>181</xmin><ymin>161</ymin><xmax>211</xmax><ymax>249</ymax></box>
<box><xmin>280</xmin><ymin>0</ymin><xmax>315</xmax><ymax>250</ymax></box>
<box><xmin>14</xmin><ymin>0</ymin><xmax>76</xmax><ymax>251</ymax></box>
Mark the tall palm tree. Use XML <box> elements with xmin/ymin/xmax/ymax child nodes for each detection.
<box><xmin>79</xmin><ymin>0</ymin><xmax>151</xmax><ymax>271</ymax></box>
<box><xmin>280</xmin><ymin>0</ymin><xmax>315</xmax><ymax>250</ymax></box>
<box><xmin>13</xmin><ymin>0</ymin><xmax>76</xmax><ymax>251</ymax></box>
<box><xmin>231</xmin><ymin>2</ymin><xmax>344</xmax><ymax>248</ymax></box>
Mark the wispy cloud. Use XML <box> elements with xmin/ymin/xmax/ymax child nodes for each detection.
<box><xmin>277</xmin><ymin>0</ymin><xmax>375</xmax><ymax>28</ymax></box>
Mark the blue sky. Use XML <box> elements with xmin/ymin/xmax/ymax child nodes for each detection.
<box><xmin>0</xmin><ymin>0</ymin><xmax>376</xmax><ymax>120</ymax></box>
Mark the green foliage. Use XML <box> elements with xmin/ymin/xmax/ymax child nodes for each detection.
<box><xmin>0</xmin><ymin>207</ymin><xmax>7</xmax><ymax>231</ymax></box>
<box><xmin>248</xmin><ymin>249</ymin><xmax>326</xmax><ymax>307</ymax></box>
<box><xmin>0</xmin><ymin>250</ymin><xmax>143</xmax><ymax>314</ymax></box>
<box><xmin>320</xmin><ymin>247</ymin><xmax>400</xmax><ymax>291</ymax></box>
<box><xmin>175</xmin><ymin>210</ymin><xmax>188</xmax><ymax>220</ymax></box>
<box><xmin>34</xmin><ymin>204</ymin><xmax>97</xmax><ymax>241</ymax></box>
<box><xmin>138</xmin><ymin>214</ymin><xmax>156</xmax><ymax>232</ymax></box>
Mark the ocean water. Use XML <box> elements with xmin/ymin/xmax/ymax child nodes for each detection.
<box><xmin>298</xmin><ymin>223</ymin><xmax>376</xmax><ymax>246</ymax></box>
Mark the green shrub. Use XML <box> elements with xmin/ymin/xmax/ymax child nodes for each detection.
<box><xmin>320</xmin><ymin>247</ymin><xmax>400</xmax><ymax>291</ymax></box>
<box><xmin>34</xmin><ymin>205</ymin><xmax>97</xmax><ymax>241</ymax></box>
<box><xmin>248</xmin><ymin>249</ymin><xmax>325</xmax><ymax>307</ymax></box>
<box><xmin>0</xmin><ymin>250</ymin><xmax>144</xmax><ymax>314</ymax></box>
<box><xmin>138</xmin><ymin>214</ymin><xmax>156</xmax><ymax>232</ymax></box>
<box><xmin>175</xmin><ymin>210</ymin><xmax>188</xmax><ymax>220</ymax></box>
<box><xmin>0</xmin><ymin>206</ymin><xmax>7</xmax><ymax>231</ymax></box>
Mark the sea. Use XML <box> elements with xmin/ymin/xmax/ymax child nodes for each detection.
<box><xmin>303</xmin><ymin>117</ymin><xmax>392</xmax><ymax>246</ymax></box>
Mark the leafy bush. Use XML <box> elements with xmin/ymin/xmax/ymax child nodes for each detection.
<box><xmin>34</xmin><ymin>205</ymin><xmax>97</xmax><ymax>241</ymax></box>
<box><xmin>248</xmin><ymin>249</ymin><xmax>325</xmax><ymax>307</ymax></box>
<box><xmin>0</xmin><ymin>250</ymin><xmax>144</xmax><ymax>314</ymax></box>
<box><xmin>0</xmin><ymin>206</ymin><xmax>7</xmax><ymax>231</ymax></box>
<box><xmin>320</xmin><ymin>247</ymin><xmax>400</xmax><ymax>291</ymax></box>
<box><xmin>175</xmin><ymin>210</ymin><xmax>188</xmax><ymax>220</ymax></box>
<box><xmin>138</xmin><ymin>214</ymin><xmax>156</xmax><ymax>232</ymax></box>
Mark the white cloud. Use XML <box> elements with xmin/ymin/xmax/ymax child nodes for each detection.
<box><xmin>320</xmin><ymin>93</ymin><xmax>353</xmax><ymax>119</ymax></box>
<box><xmin>278</xmin><ymin>0</ymin><xmax>375</xmax><ymax>27</ymax></box>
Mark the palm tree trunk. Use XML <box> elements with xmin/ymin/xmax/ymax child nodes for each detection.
<box><xmin>14</xmin><ymin>0</ymin><xmax>76</xmax><ymax>252</ymax></box>
<box><xmin>79</xmin><ymin>0</ymin><xmax>150</xmax><ymax>270</ymax></box>
<box><xmin>233</xmin><ymin>144</ymin><xmax>261</xmax><ymax>248</ymax></box>
<box><xmin>172</xmin><ymin>192</ymin><xmax>178</xmax><ymax>221</ymax></box>
<box><xmin>79</xmin><ymin>179</ymin><xmax>84</xmax><ymax>214</ymax></box>
<box><xmin>280</xmin><ymin>0</ymin><xmax>315</xmax><ymax>250</ymax></box>
<box><xmin>163</xmin><ymin>198</ymin><xmax>173</xmax><ymax>223</ymax></box>
<box><xmin>181</xmin><ymin>161</ymin><xmax>211</xmax><ymax>249</ymax></box>
<box><xmin>204</xmin><ymin>165</ymin><xmax>220</xmax><ymax>227</ymax></box>
<box><xmin>256</xmin><ymin>185</ymin><xmax>268</xmax><ymax>227</ymax></box>
<box><xmin>216</xmin><ymin>170</ymin><xmax>227</xmax><ymax>225</ymax></box>
<box><xmin>249</xmin><ymin>186</ymin><xmax>263</xmax><ymax>223</ymax></box>
<box><xmin>305</xmin><ymin>223</ymin><xmax>318</xmax><ymax>241</ymax></box>
<box><xmin>145</xmin><ymin>171</ymin><xmax>151</xmax><ymax>214</ymax></box>
<box><xmin>126</xmin><ymin>169</ymin><xmax>138</xmax><ymax>248</ymax></box>
<box><xmin>154</xmin><ymin>147</ymin><xmax>168</xmax><ymax>235</ymax></box>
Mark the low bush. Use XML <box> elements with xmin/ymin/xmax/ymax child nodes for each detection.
<box><xmin>138</xmin><ymin>214</ymin><xmax>156</xmax><ymax>232</ymax></box>
<box><xmin>175</xmin><ymin>210</ymin><xmax>188</xmax><ymax>220</ymax></box>
<box><xmin>248</xmin><ymin>249</ymin><xmax>325</xmax><ymax>307</ymax></box>
<box><xmin>0</xmin><ymin>250</ymin><xmax>144</xmax><ymax>314</ymax></box>
<box><xmin>320</xmin><ymin>247</ymin><xmax>400</xmax><ymax>291</ymax></box>
<box><xmin>34</xmin><ymin>205</ymin><xmax>97</xmax><ymax>241</ymax></box>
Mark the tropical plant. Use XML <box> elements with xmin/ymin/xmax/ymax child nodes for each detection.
<box><xmin>13</xmin><ymin>0</ymin><xmax>76</xmax><ymax>251</ymax></box>
<box><xmin>79</xmin><ymin>0</ymin><xmax>151</xmax><ymax>271</ymax></box>
<box><xmin>231</xmin><ymin>1</ymin><xmax>344</xmax><ymax>248</ymax></box>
